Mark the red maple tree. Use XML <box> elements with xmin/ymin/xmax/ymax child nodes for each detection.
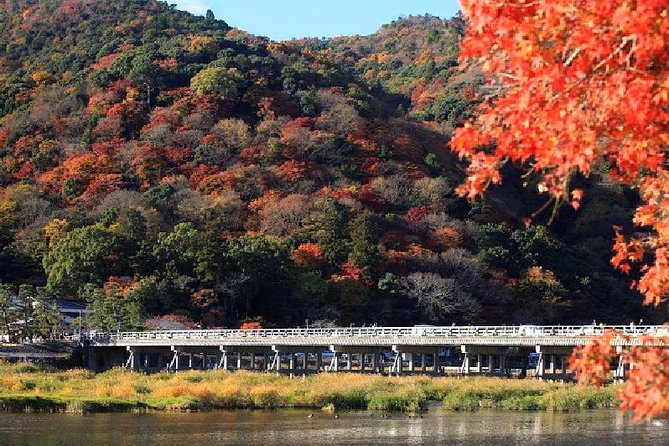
<box><xmin>452</xmin><ymin>0</ymin><xmax>669</xmax><ymax>420</ymax></box>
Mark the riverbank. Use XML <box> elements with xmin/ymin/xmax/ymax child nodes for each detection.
<box><xmin>0</xmin><ymin>364</ymin><xmax>618</xmax><ymax>414</ymax></box>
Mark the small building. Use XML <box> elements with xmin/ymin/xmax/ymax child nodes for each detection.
<box><xmin>54</xmin><ymin>299</ymin><xmax>91</xmax><ymax>335</ymax></box>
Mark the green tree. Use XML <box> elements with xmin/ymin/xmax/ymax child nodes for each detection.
<box><xmin>153</xmin><ymin>222</ymin><xmax>206</xmax><ymax>280</ymax></box>
<box><xmin>32</xmin><ymin>288</ymin><xmax>62</xmax><ymax>339</ymax></box>
<box><xmin>474</xmin><ymin>223</ymin><xmax>519</xmax><ymax>275</ymax></box>
<box><xmin>300</xmin><ymin>198</ymin><xmax>348</xmax><ymax>265</ymax></box>
<box><xmin>226</xmin><ymin>235</ymin><xmax>291</xmax><ymax>320</ymax></box>
<box><xmin>83</xmin><ymin>283</ymin><xmax>141</xmax><ymax>332</ymax></box>
<box><xmin>347</xmin><ymin>213</ymin><xmax>379</xmax><ymax>279</ymax></box>
<box><xmin>0</xmin><ymin>283</ymin><xmax>16</xmax><ymax>341</ymax></box>
<box><xmin>43</xmin><ymin>224</ymin><xmax>127</xmax><ymax>296</ymax></box>
<box><xmin>191</xmin><ymin>66</ymin><xmax>246</xmax><ymax>101</ymax></box>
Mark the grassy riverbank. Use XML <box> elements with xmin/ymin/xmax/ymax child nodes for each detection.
<box><xmin>0</xmin><ymin>364</ymin><xmax>619</xmax><ymax>414</ymax></box>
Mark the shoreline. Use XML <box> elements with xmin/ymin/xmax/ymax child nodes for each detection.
<box><xmin>0</xmin><ymin>364</ymin><xmax>619</xmax><ymax>414</ymax></box>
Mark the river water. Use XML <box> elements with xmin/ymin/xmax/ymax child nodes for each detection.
<box><xmin>0</xmin><ymin>408</ymin><xmax>667</xmax><ymax>445</ymax></box>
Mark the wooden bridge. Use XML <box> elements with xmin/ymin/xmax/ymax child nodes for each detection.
<box><xmin>83</xmin><ymin>325</ymin><xmax>668</xmax><ymax>379</ymax></box>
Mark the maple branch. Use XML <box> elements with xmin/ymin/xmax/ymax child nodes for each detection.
<box><xmin>548</xmin><ymin>35</ymin><xmax>637</xmax><ymax>105</ymax></box>
<box><xmin>563</xmin><ymin>47</ymin><xmax>582</xmax><ymax>67</ymax></box>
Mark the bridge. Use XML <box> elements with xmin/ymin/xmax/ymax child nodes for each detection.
<box><xmin>83</xmin><ymin>325</ymin><xmax>668</xmax><ymax>379</ymax></box>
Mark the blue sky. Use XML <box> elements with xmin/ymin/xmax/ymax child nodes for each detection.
<box><xmin>171</xmin><ymin>1</ymin><xmax>461</xmax><ymax>41</ymax></box>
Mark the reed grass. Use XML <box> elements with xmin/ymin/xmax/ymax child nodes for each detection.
<box><xmin>0</xmin><ymin>363</ymin><xmax>619</xmax><ymax>414</ymax></box>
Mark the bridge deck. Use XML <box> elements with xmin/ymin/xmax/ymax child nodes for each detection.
<box><xmin>85</xmin><ymin>325</ymin><xmax>668</xmax><ymax>348</ymax></box>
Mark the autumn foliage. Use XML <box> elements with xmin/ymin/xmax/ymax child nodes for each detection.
<box><xmin>570</xmin><ymin>330</ymin><xmax>669</xmax><ymax>421</ymax></box>
<box><xmin>454</xmin><ymin>0</ymin><xmax>669</xmax><ymax>420</ymax></box>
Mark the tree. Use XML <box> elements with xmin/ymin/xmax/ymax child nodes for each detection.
<box><xmin>453</xmin><ymin>0</ymin><xmax>669</xmax><ymax>420</ymax></box>
<box><xmin>153</xmin><ymin>222</ymin><xmax>206</xmax><ymax>280</ymax></box>
<box><xmin>0</xmin><ymin>283</ymin><xmax>16</xmax><ymax>342</ymax></box>
<box><xmin>43</xmin><ymin>224</ymin><xmax>127</xmax><ymax>296</ymax></box>
<box><xmin>299</xmin><ymin>198</ymin><xmax>348</xmax><ymax>264</ymax></box>
<box><xmin>32</xmin><ymin>288</ymin><xmax>62</xmax><ymax>339</ymax></box>
<box><xmin>348</xmin><ymin>213</ymin><xmax>380</xmax><ymax>280</ymax></box>
<box><xmin>191</xmin><ymin>66</ymin><xmax>246</xmax><ymax>101</ymax></box>
<box><xmin>399</xmin><ymin>272</ymin><xmax>480</xmax><ymax>324</ymax></box>
<box><xmin>83</xmin><ymin>283</ymin><xmax>141</xmax><ymax>332</ymax></box>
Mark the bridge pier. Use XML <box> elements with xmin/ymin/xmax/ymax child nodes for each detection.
<box><xmin>124</xmin><ymin>346</ymin><xmax>173</xmax><ymax>372</ymax></box>
<box><xmin>85</xmin><ymin>346</ymin><xmax>126</xmax><ymax>371</ymax></box>
<box><xmin>460</xmin><ymin>345</ymin><xmax>508</xmax><ymax>376</ymax></box>
<box><xmin>534</xmin><ymin>346</ymin><xmax>574</xmax><ymax>380</ymax></box>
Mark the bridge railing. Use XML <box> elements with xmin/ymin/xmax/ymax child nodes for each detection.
<box><xmin>83</xmin><ymin>325</ymin><xmax>668</xmax><ymax>344</ymax></box>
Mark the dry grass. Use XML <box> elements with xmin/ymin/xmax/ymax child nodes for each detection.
<box><xmin>0</xmin><ymin>363</ymin><xmax>619</xmax><ymax>413</ymax></box>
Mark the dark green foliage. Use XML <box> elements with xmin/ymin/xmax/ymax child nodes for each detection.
<box><xmin>348</xmin><ymin>213</ymin><xmax>380</xmax><ymax>279</ymax></box>
<box><xmin>43</xmin><ymin>225</ymin><xmax>129</xmax><ymax>296</ymax></box>
<box><xmin>82</xmin><ymin>283</ymin><xmax>141</xmax><ymax>332</ymax></box>
<box><xmin>300</xmin><ymin>199</ymin><xmax>349</xmax><ymax>265</ymax></box>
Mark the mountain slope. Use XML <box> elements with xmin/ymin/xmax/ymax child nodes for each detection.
<box><xmin>0</xmin><ymin>1</ymin><xmax>651</xmax><ymax>330</ymax></box>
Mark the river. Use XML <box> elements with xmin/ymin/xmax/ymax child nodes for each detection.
<box><xmin>0</xmin><ymin>408</ymin><xmax>667</xmax><ymax>445</ymax></box>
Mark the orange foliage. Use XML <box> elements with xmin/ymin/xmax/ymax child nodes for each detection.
<box><xmin>331</xmin><ymin>261</ymin><xmax>364</xmax><ymax>283</ymax></box>
<box><xmin>453</xmin><ymin>0</ymin><xmax>669</xmax><ymax>306</ymax></box>
<box><xmin>387</xmin><ymin>243</ymin><xmax>433</xmax><ymax>272</ymax></box>
<box><xmin>291</xmin><ymin>243</ymin><xmax>325</xmax><ymax>270</ymax></box>
<box><xmin>240</xmin><ymin>321</ymin><xmax>263</xmax><ymax>330</ymax></box>
<box><xmin>276</xmin><ymin>160</ymin><xmax>317</xmax><ymax>181</ymax></box>
<box><xmin>248</xmin><ymin>190</ymin><xmax>282</xmax><ymax>213</ymax></box>
<box><xmin>570</xmin><ymin>331</ymin><xmax>669</xmax><ymax>422</ymax></box>
<box><xmin>455</xmin><ymin>1</ymin><xmax>669</xmax><ymax>421</ymax></box>
<box><xmin>429</xmin><ymin>227</ymin><xmax>463</xmax><ymax>251</ymax></box>
<box><xmin>197</xmin><ymin>170</ymin><xmax>237</xmax><ymax>195</ymax></box>
<box><xmin>81</xmin><ymin>173</ymin><xmax>124</xmax><ymax>200</ymax></box>
<box><xmin>91</xmin><ymin>53</ymin><xmax>120</xmax><ymax>71</ymax></box>
<box><xmin>0</xmin><ymin>129</ymin><xmax>9</xmax><ymax>148</ymax></box>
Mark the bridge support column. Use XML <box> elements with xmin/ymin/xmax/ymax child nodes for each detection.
<box><xmin>536</xmin><ymin>352</ymin><xmax>545</xmax><ymax>378</ymax></box>
<box><xmin>535</xmin><ymin>346</ymin><xmax>575</xmax><ymax>380</ymax></box>
<box><xmin>614</xmin><ymin>346</ymin><xmax>626</xmax><ymax>380</ymax></box>
<box><xmin>302</xmin><ymin>353</ymin><xmax>308</xmax><ymax>371</ymax></box>
<box><xmin>219</xmin><ymin>351</ymin><xmax>229</xmax><ymax>370</ymax></box>
<box><xmin>391</xmin><ymin>346</ymin><xmax>404</xmax><ymax>376</ymax></box>
<box><xmin>460</xmin><ymin>345</ymin><xmax>510</xmax><ymax>376</ymax></box>
<box><xmin>126</xmin><ymin>348</ymin><xmax>136</xmax><ymax>371</ymax></box>
<box><xmin>461</xmin><ymin>352</ymin><xmax>471</xmax><ymax>375</ymax></box>
<box><xmin>271</xmin><ymin>351</ymin><xmax>281</xmax><ymax>373</ymax></box>
<box><xmin>168</xmin><ymin>348</ymin><xmax>179</xmax><ymax>372</ymax></box>
<box><xmin>332</xmin><ymin>353</ymin><xmax>340</xmax><ymax>372</ymax></box>
<box><xmin>316</xmin><ymin>353</ymin><xmax>322</xmax><ymax>372</ymax></box>
<box><xmin>433</xmin><ymin>350</ymin><xmax>441</xmax><ymax>376</ymax></box>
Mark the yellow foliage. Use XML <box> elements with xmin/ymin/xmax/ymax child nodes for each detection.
<box><xmin>44</xmin><ymin>218</ymin><xmax>69</xmax><ymax>249</ymax></box>
<box><xmin>187</xmin><ymin>35</ymin><xmax>219</xmax><ymax>54</ymax></box>
<box><xmin>31</xmin><ymin>71</ymin><xmax>56</xmax><ymax>87</ymax></box>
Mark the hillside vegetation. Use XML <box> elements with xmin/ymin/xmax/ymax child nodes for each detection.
<box><xmin>0</xmin><ymin>1</ymin><xmax>650</xmax><ymax>331</ymax></box>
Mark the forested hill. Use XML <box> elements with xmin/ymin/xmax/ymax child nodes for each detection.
<box><xmin>0</xmin><ymin>1</ymin><xmax>651</xmax><ymax>330</ymax></box>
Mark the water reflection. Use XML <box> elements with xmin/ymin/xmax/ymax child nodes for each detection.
<box><xmin>0</xmin><ymin>409</ymin><xmax>667</xmax><ymax>445</ymax></box>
